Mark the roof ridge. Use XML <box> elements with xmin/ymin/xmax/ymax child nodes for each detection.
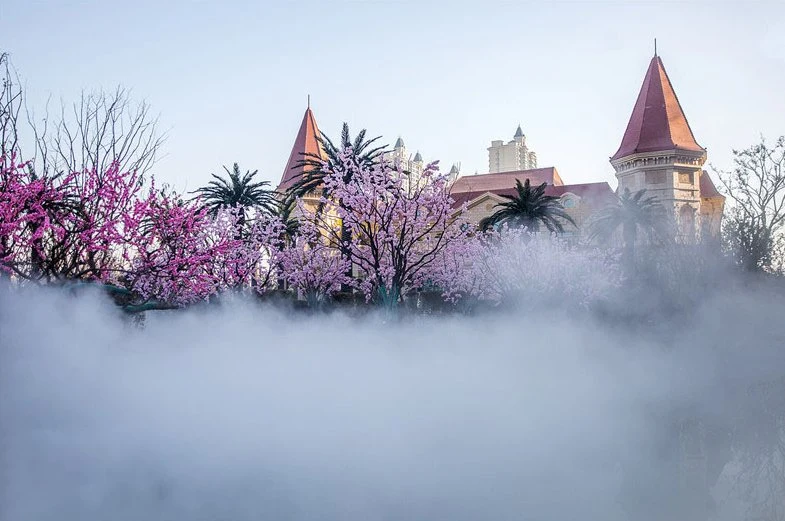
<box><xmin>656</xmin><ymin>56</ymin><xmax>700</xmax><ymax>151</ymax></box>
<box><xmin>654</xmin><ymin>58</ymin><xmax>675</xmax><ymax>147</ymax></box>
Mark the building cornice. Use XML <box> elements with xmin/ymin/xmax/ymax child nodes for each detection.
<box><xmin>610</xmin><ymin>149</ymin><xmax>706</xmax><ymax>173</ymax></box>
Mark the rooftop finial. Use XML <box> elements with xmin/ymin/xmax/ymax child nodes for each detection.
<box><xmin>307</xmin><ymin>94</ymin><xmax>310</xmax><ymax>109</ymax></box>
<box><xmin>654</xmin><ymin>38</ymin><xmax>657</xmax><ymax>57</ymax></box>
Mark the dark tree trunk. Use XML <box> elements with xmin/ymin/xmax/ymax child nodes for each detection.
<box><xmin>28</xmin><ymin>221</ymin><xmax>43</xmax><ymax>280</ymax></box>
<box><xmin>339</xmin><ymin>220</ymin><xmax>353</xmax><ymax>292</ymax></box>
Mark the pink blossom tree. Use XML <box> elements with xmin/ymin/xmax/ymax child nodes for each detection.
<box><xmin>275</xmin><ymin>214</ymin><xmax>351</xmax><ymax>308</ymax></box>
<box><xmin>315</xmin><ymin>150</ymin><xmax>470</xmax><ymax>307</ymax></box>
<box><xmin>429</xmin><ymin>227</ymin><xmax>622</xmax><ymax>309</ymax></box>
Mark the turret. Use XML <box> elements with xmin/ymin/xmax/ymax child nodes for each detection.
<box><xmin>610</xmin><ymin>53</ymin><xmax>708</xmax><ymax>240</ymax></box>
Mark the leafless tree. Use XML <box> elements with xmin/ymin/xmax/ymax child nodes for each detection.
<box><xmin>2</xmin><ymin>51</ymin><xmax>166</xmax><ymax>282</ymax></box>
<box><xmin>28</xmin><ymin>85</ymin><xmax>165</xmax><ymax>180</ymax></box>
<box><xmin>715</xmin><ymin>136</ymin><xmax>785</xmax><ymax>273</ymax></box>
<box><xmin>0</xmin><ymin>52</ymin><xmax>23</xmax><ymax>159</ymax></box>
<box><xmin>3</xmin><ymin>51</ymin><xmax>164</xmax><ymax>180</ymax></box>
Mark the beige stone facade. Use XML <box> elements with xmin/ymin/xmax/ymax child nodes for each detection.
<box><xmin>460</xmin><ymin>189</ymin><xmax>602</xmax><ymax>238</ymax></box>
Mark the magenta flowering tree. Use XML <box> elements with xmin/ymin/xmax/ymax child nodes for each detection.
<box><xmin>64</xmin><ymin>162</ymin><xmax>146</xmax><ymax>280</ymax></box>
<box><xmin>123</xmin><ymin>197</ymin><xmax>291</xmax><ymax>306</ymax></box>
<box><xmin>315</xmin><ymin>150</ymin><xmax>469</xmax><ymax>306</ymax></box>
<box><xmin>122</xmin><ymin>189</ymin><xmax>239</xmax><ymax>305</ymax></box>
<box><xmin>0</xmin><ymin>154</ymin><xmax>70</xmax><ymax>279</ymax></box>
<box><xmin>0</xmin><ymin>153</ymin><xmax>290</xmax><ymax>307</ymax></box>
<box><xmin>275</xmin><ymin>215</ymin><xmax>351</xmax><ymax>307</ymax></box>
<box><xmin>0</xmin><ymin>154</ymin><xmax>145</xmax><ymax>282</ymax></box>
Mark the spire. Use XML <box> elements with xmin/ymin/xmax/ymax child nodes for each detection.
<box><xmin>413</xmin><ymin>151</ymin><xmax>422</xmax><ymax>162</ymax></box>
<box><xmin>394</xmin><ymin>137</ymin><xmax>405</xmax><ymax>149</ymax></box>
<box><xmin>514</xmin><ymin>125</ymin><xmax>524</xmax><ymax>138</ymax></box>
<box><xmin>612</xmin><ymin>55</ymin><xmax>704</xmax><ymax>161</ymax></box>
<box><xmin>277</xmin><ymin>105</ymin><xmax>325</xmax><ymax>193</ymax></box>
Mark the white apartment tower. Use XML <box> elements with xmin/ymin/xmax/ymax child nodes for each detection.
<box><xmin>487</xmin><ymin>125</ymin><xmax>538</xmax><ymax>173</ymax></box>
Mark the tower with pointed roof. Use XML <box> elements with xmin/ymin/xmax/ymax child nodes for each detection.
<box><xmin>611</xmin><ymin>53</ymin><xmax>724</xmax><ymax>240</ymax></box>
<box><xmin>277</xmin><ymin>104</ymin><xmax>326</xmax><ymax>194</ymax></box>
<box><xmin>488</xmin><ymin>125</ymin><xmax>538</xmax><ymax>174</ymax></box>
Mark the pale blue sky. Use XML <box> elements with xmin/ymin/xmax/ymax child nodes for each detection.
<box><xmin>2</xmin><ymin>0</ymin><xmax>783</xmax><ymax>192</ymax></box>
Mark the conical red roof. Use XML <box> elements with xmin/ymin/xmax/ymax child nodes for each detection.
<box><xmin>612</xmin><ymin>56</ymin><xmax>704</xmax><ymax>161</ymax></box>
<box><xmin>277</xmin><ymin>107</ymin><xmax>325</xmax><ymax>192</ymax></box>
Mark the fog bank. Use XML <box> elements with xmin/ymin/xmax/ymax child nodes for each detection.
<box><xmin>1</xmin><ymin>282</ymin><xmax>784</xmax><ymax>520</ymax></box>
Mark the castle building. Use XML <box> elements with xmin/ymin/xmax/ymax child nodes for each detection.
<box><xmin>487</xmin><ymin>125</ymin><xmax>538</xmax><ymax>173</ymax></box>
<box><xmin>452</xmin><ymin>110</ymin><xmax>613</xmax><ymax>237</ymax></box>
<box><xmin>610</xmin><ymin>53</ymin><xmax>725</xmax><ymax>240</ymax></box>
<box><xmin>454</xmin><ymin>52</ymin><xmax>726</xmax><ymax>240</ymax></box>
<box><xmin>278</xmin><ymin>50</ymin><xmax>724</xmax><ymax>242</ymax></box>
<box><xmin>382</xmin><ymin>137</ymin><xmax>459</xmax><ymax>191</ymax></box>
<box><xmin>382</xmin><ymin>137</ymin><xmax>425</xmax><ymax>191</ymax></box>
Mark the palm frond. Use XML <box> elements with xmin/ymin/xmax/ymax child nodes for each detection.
<box><xmin>193</xmin><ymin>163</ymin><xmax>278</xmax><ymax>217</ymax></box>
<box><xmin>480</xmin><ymin>178</ymin><xmax>575</xmax><ymax>233</ymax></box>
<box><xmin>589</xmin><ymin>188</ymin><xmax>668</xmax><ymax>243</ymax></box>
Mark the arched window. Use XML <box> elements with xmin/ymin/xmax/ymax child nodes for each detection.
<box><xmin>680</xmin><ymin>205</ymin><xmax>696</xmax><ymax>241</ymax></box>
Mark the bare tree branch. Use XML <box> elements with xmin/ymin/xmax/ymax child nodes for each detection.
<box><xmin>27</xmin><ymin>86</ymin><xmax>166</xmax><ymax>180</ymax></box>
<box><xmin>714</xmin><ymin>135</ymin><xmax>785</xmax><ymax>272</ymax></box>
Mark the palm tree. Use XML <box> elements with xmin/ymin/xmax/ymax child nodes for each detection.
<box><xmin>479</xmin><ymin>178</ymin><xmax>576</xmax><ymax>233</ymax></box>
<box><xmin>194</xmin><ymin>163</ymin><xmax>278</xmax><ymax>229</ymax></box>
<box><xmin>271</xmin><ymin>194</ymin><xmax>300</xmax><ymax>246</ymax></box>
<box><xmin>589</xmin><ymin>188</ymin><xmax>669</xmax><ymax>269</ymax></box>
<box><xmin>286</xmin><ymin>123</ymin><xmax>386</xmax><ymax>201</ymax></box>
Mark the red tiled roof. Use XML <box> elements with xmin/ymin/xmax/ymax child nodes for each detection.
<box><xmin>452</xmin><ymin>189</ymin><xmax>515</xmax><ymax>208</ymax></box>
<box><xmin>612</xmin><ymin>56</ymin><xmax>704</xmax><ymax>161</ymax></box>
<box><xmin>547</xmin><ymin>182</ymin><xmax>616</xmax><ymax>204</ymax></box>
<box><xmin>450</xmin><ymin>167</ymin><xmax>563</xmax><ymax>196</ymax></box>
<box><xmin>699</xmin><ymin>170</ymin><xmax>724</xmax><ymax>199</ymax></box>
<box><xmin>277</xmin><ymin>107</ymin><xmax>325</xmax><ymax>192</ymax></box>
<box><xmin>451</xmin><ymin>181</ymin><xmax>615</xmax><ymax>209</ymax></box>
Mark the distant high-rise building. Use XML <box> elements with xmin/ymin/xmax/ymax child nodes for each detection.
<box><xmin>487</xmin><ymin>125</ymin><xmax>538</xmax><ymax>173</ymax></box>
